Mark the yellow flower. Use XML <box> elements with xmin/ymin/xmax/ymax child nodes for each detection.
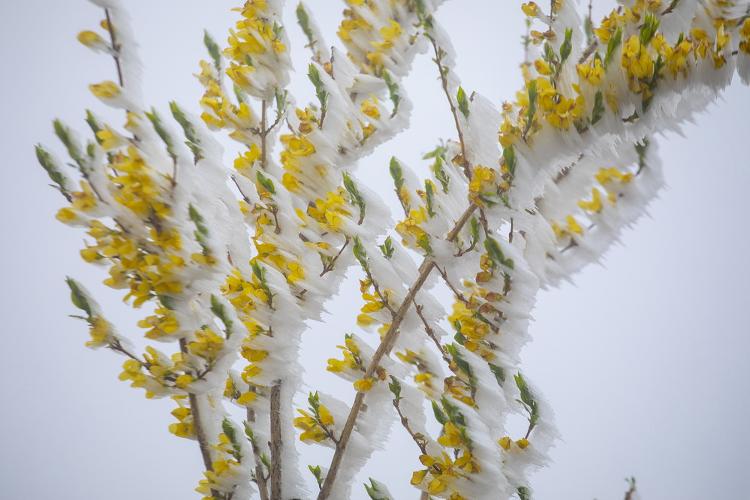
<box><xmin>521</xmin><ymin>2</ymin><xmax>539</xmax><ymax>17</ymax></box>
<box><xmin>188</xmin><ymin>327</ymin><xmax>224</xmax><ymax>361</ymax></box>
<box><xmin>360</xmin><ymin>97</ymin><xmax>381</xmax><ymax>119</ymax></box>
<box><xmin>498</xmin><ymin>436</ymin><xmax>512</xmax><ymax>450</ymax></box>
<box><xmin>437</xmin><ymin>421</ymin><xmax>463</xmax><ymax>448</ymax></box>
<box><xmin>89</xmin><ymin>81</ymin><xmax>121</xmax><ymax>99</ymax></box>
<box><xmin>577</xmin><ymin>188</ymin><xmax>603</xmax><ymax>213</ymax></box>
<box><xmin>353</xmin><ymin>377</ymin><xmax>375</xmax><ymax>392</ymax></box>
<box><xmin>237</xmin><ymin>391</ymin><xmax>258</xmax><ymax>406</ymax></box>
<box><xmin>175</xmin><ymin>374</ymin><xmax>194</xmax><ymax>389</ymax></box>
<box><xmin>77</xmin><ymin>30</ymin><xmax>105</xmax><ymax>48</ymax></box>
<box><xmin>56</xmin><ymin>207</ymin><xmax>78</xmax><ymax>224</ymax></box>
<box><xmin>86</xmin><ymin>316</ymin><xmax>111</xmax><ymax>348</ymax></box>
<box><xmin>96</xmin><ymin>127</ymin><xmax>123</xmax><ymax>151</ymax></box>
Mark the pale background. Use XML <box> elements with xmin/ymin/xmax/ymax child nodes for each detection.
<box><xmin>1</xmin><ymin>1</ymin><xmax>749</xmax><ymax>499</ymax></box>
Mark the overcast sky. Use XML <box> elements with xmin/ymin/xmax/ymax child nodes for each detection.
<box><xmin>1</xmin><ymin>1</ymin><xmax>749</xmax><ymax>499</ymax></box>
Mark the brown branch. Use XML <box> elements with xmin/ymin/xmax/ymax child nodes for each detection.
<box><xmin>104</xmin><ymin>9</ymin><xmax>124</xmax><ymax>87</ymax></box>
<box><xmin>320</xmin><ymin>236</ymin><xmax>350</xmax><ymax>276</ymax></box>
<box><xmin>178</xmin><ymin>338</ymin><xmax>221</xmax><ymax>499</ymax></box>
<box><xmin>623</xmin><ymin>477</ymin><xmax>637</xmax><ymax>500</ymax></box>
<box><xmin>246</xmin><ymin>409</ymin><xmax>270</xmax><ymax>500</ymax></box>
<box><xmin>426</xmin><ymin>34</ymin><xmax>471</xmax><ymax>179</ymax></box>
<box><xmin>413</xmin><ymin>302</ymin><xmax>451</xmax><ymax>365</ymax></box>
<box><xmin>269</xmin><ymin>382</ymin><xmax>283</xmax><ymax>500</ymax></box>
<box><xmin>435</xmin><ymin>265</ymin><xmax>469</xmax><ymax>305</ymax></box>
<box><xmin>316</xmin><ymin>204</ymin><xmax>477</xmax><ymax>500</ymax></box>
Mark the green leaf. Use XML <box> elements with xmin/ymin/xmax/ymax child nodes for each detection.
<box><xmin>210</xmin><ymin>295</ymin><xmax>233</xmax><ymax>336</ymax></box>
<box><xmin>296</xmin><ymin>3</ymin><xmax>315</xmax><ymax>44</ymax></box>
<box><xmin>169</xmin><ymin>101</ymin><xmax>203</xmax><ymax>162</ymax></box>
<box><xmin>485</xmin><ymin>236</ymin><xmax>515</xmax><ymax>270</ymax></box>
<box><xmin>416</xmin><ymin>233</ymin><xmax>433</xmax><ymax>256</ymax></box>
<box><xmin>517</xmin><ymin>486</ymin><xmax>531</xmax><ymax>500</ymax></box>
<box><xmin>378</xmin><ymin>236</ymin><xmax>394</xmax><ymax>259</ymax></box>
<box><xmin>503</xmin><ymin>145</ymin><xmax>517</xmax><ymax>178</ymax></box>
<box><xmin>389</xmin><ymin>157</ymin><xmax>404</xmax><ymax>189</ymax></box>
<box><xmin>309</xmin><ymin>465</ymin><xmax>324</xmax><ymax>489</ymax></box>
<box><xmin>514</xmin><ymin>372</ymin><xmax>540</xmax><ymax>434</ymax></box>
<box><xmin>591</xmin><ymin>90</ymin><xmax>605</xmax><ymax>125</ymax></box>
<box><xmin>145</xmin><ymin>108</ymin><xmax>176</xmax><ymax>160</ymax></box>
<box><xmin>222</xmin><ymin>418</ymin><xmax>243</xmax><ymax>461</ymax></box>
<box><xmin>604</xmin><ymin>27</ymin><xmax>622</xmax><ymax>69</ymax></box>
<box><xmin>639</xmin><ymin>13</ymin><xmax>660</xmax><ymax>46</ymax></box>
<box><xmin>308</xmin><ymin>63</ymin><xmax>329</xmax><ymax>114</ymax></box>
<box><xmin>343</xmin><ymin>172</ymin><xmax>366</xmax><ymax>224</ymax></box>
<box><xmin>431</xmin><ymin>154</ymin><xmax>450</xmax><ymax>193</ymax></box>
<box><xmin>66</xmin><ymin>277</ymin><xmax>92</xmax><ymax>318</ymax></box>
<box><xmin>425</xmin><ymin>180</ymin><xmax>436</xmax><ymax>217</ymax></box>
<box><xmin>469</xmin><ymin>217</ymin><xmax>480</xmax><ymax>247</ymax></box>
<box><xmin>203</xmin><ymin>30</ymin><xmax>222</xmax><ymax>73</ymax></box>
<box><xmin>431</xmin><ymin>400</ymin><xmax>447</xmax><ymax>425</ymax></box>
<box><xmin>352</xmin><ymin>236</ymin><xmax>368</xmax><ymax>270</ymax></box>
<box><xmin>53</xmin><ymin>119</ymin><xmax>85</xmax><ymax>170</ymax></box>
<box><xmin>489</xmin><ymin>363</ymin><xmax>506</xmax><ymax>386</ymax></box>
<box><xmin>559</xmin><ymin>28</ymin><xmax>573</xmax><ymax>64</ymax></box>
<box><xmin>383</xmin><ymin>71</ymin><xmax>401</xmax><ymax>118</ymax></box>
<box><xmin>388</xmin><ymin>375</ymin><xmax>401</xmax><ymax>400</ymax></box>
<box><xmin>456</xmin><ymin>86</ymin><xmax>470</xmax><ymax>118</ymax></box>
<box><xmin>84</xmin><ymin>110</ymin><xmax>101</xmax><ymax>139</ymax></box>
<box><xmin>364</xmin><ymin>478</ymin><xmax>392</xmax><ymax>500</ymax></box>
<box><xmin>256</xmin><ymin>171</ymin><xmax>276</xmax><ymax>194</ymax></box>
<box><xmin>523</xmin><ymin>80</ymin><xmax>537</xmax><ymax>138</ymax></box>
<box><xmin>35</xmin><ymin>144</ymin><xmax>70</xmax><ymax>196</ymax></box>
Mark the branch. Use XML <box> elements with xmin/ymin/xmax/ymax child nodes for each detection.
<box><xmin>178</xmin><ymin>338</ymin><xmax>221</xmax><ymax>499</ymax></box>
<box><xmin>320</xmin><ymin>236</ymin><xmax>350</xmax><ymax>276</ymax></box>
<box><xmin>246</xmin><ymin>408</ymin><xmax>270</xmax><ymax>500</ymax></box>
<box><xmin>426</xmin><ymin>34</ymin><xmax>471</xmax><ymax>179</ymax></box>
<box><xmin>316</xmin><ymin>204</ymin><xmax>477</xmax><ymax>499</ymax></box>
<box><xmin>104</xmin><ymin>9</ymin><xmax>124</xmax><ymax>87</ymax></box>
<box><xmin>269</xmin><ymin>382</ymin><xmax>283</xmax><ymax>500</ymax></box>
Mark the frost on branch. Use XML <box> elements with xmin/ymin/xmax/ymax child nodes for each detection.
<box><xmin>37</xmin><ymin>0</ymin><xmax>749</xmax><ymax>499</ymax></box>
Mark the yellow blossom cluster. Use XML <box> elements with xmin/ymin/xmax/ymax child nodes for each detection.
<box><xmin>338</xmin><ymin>2</ymin><xmax>404</xmax><ymax>75</ymax></box>
<box><xmin>168</xmin><ymin>396</ymin><xmax>195</xmax><ymax>439</ymax></box>
<box><xmin>293</xmin><ymin>393</ymin><xmax>336</xmax><ymax>444</ymax></box>
<box><xmin>224</xmin><ymin>0</ymin><xmax>287</xmax><ymax>96</ymax></box>
<box><xmin>396</xmin><ymin>349</ymin><xmax>439</xmax><ymax>398</ymax></box>
<box><xmin>552</xmin><ymin>165</ymin><xmax>636</xmax><ymax>242</ymax></box>
<box><xmin>502</xmin><ymin>0</ymin><xmax>743</xmax><ymax>149</ymax></box>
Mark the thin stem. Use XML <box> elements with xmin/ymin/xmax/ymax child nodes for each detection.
<box><xmin>320</xmin><ymin>236</ymin><xmax>350</xmax><ymax>276</ymax></box>
<box><xmin>260</xmin><ymin>100</ymin><xmax>268</xmax><ymax>171</ymax></box>
<box><xmin>245</xmin><ymin>408</ymin><xmax>270</xmax><ymax>500</ymax></box>
<box><xmin>413</xmin><ymin>301</ymin><xmax>450</xmax><ymax>365</ymax></box>
<box><xmin>435</xmin><ymin>265</ymin><xmax>469</xmax><ymax>305</ymax></box>
<box><xmin>178</xmin><ymin>341</ymin><xmax>221</xmax><ymax>499</ymax></box>
<box><xmin>104</xmin><ymin>9</ymin><xmax>124</xmax><ymax>87</ymax></box>
<box><xmin>269</xmin><ymin>382</ymin><xmax>283</xmax><ymax>500</ymax></box>
<box><xmin>316</xmin><ymin>204</ymin><xmax>476</xmax><ymax>500</ymax></box>
<box><xmin>427</xmin><ymin>34</ymin><xmax>471</xmax><ymax>179</ymax></box>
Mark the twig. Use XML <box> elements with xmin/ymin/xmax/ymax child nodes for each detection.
<box><xmin>260</xmin><ymin>100</ymin><xmax>268</xmax><ymax>171</ymax></box>
<box><xmin>104</xmin><ymin>9</ymin><xmax>124</xmax><ymax>87</ymax></box>
<box><xmin>435</xmin><ymin>265</ymin><xmax>469</xmax><ymax>305</ymax></box>
<box><xmin>320</xmin><ymin>236</ymin><xmax>350</xmax><ymax>276</ymax></box>
<box><xmin>623</xmin><ymin>477</ymin><xmax>637</xmax><ymax>500</ymax></box>
<box><xmin>426</xmin><ymin>34</ymin><xmax>471</xmax><ymax>179</ymax></box>
<box><xmin>413</xmin><ymin>302</ymin><xmax>451</xmax><ymax>365</ymax></box>
<box><xmin>246</xmin><ymin>408</ymin><xmax>270</xmax><ymax>500</ymax></box>
<box><xmin>178</xmin><ymin>338</ymin><xmax>221</xmax><ymax>499</ymax></box>
<box><xmin>316</xmin><ymin>204</ymin><xmax>477</xmax><ymax>500</ymax></box>
<box><xmin>269</xmin><ymin>382</ymin><xmax>283</xmax><ymax>500</ymax></box>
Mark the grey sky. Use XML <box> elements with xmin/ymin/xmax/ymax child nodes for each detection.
<box><xmin>1</xmin><ymin>1</ymin><xmax>749</xmax><ymax>499</ymax></box>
